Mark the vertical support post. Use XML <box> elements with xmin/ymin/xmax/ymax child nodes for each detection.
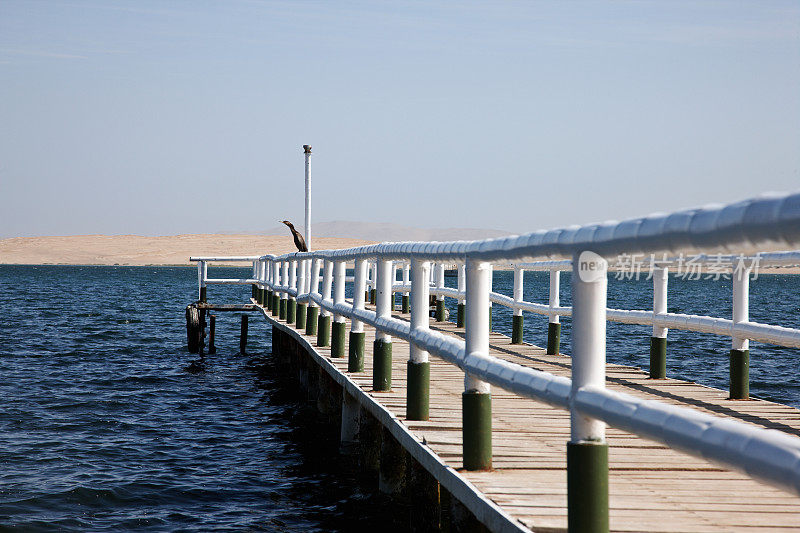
<box><xmin>463</xmin><ymin>258</ymin><xmax>492</xmax><ymax>470</ymax></box>
<box><xmin>331</xmin><ymin>260</ymin><xmax>347</xmax><ymax>358</ymax></box>
<box><xmin>373</xmin><ymin>258</ymin><xmax>393</xmax><ymax>391</ymax></box>
<box><xmin>457</xmin><ymin>264</ymin><xmax>466</xmax><ymax>327</ymax></box>
<box><xmin>317</xmin><ymin>259</ymin><xmax>333</xmax><ymax>347</ymax></box>
<box><xmin>434</xmin><ymin>262</ymin><xmax>446</xmax><ymax>322</ymax></box>
<box><xmin>349</xmin><ymin>259</ymin><xmax>368</xmax><ymax>372</ymax></box>
<box><xmin>369</xmin><ymin>261</ymin><xmax>377</xmax><ymax>304</ymax></box>
<box><xmin>251</xmin><ymin>260</ymin><xmax>257</xmax><ymax>300</ymax></box>
<box><xmin>488</xmin><ymin>264</ymin><xmax>493</xmax><ymax>332</ymax></box>
<box><xmin>306</xmin><ymin>258</ymin><xmax>321</xmax><ymax>336</ymax></box>
<box><xmin>239</xmin><ymin>314</ymin><xmax>248</xmax><ymax>354</ymax></box>
<box><xmin>197</xmin><ymin>260</ymin><xmax>207</xmax><ymax>303</ymax></box>
<box><xmin>303</xmin><ymin>144</ymin><xmax>312</xmax><ymax>251</ymax></box>
<box><xmin>401</xmin><ymin>263</ymin><xmax>410</xmax><ymax>313</ymax></box>
<box><xmin>568</xmin><ymin>251</ymin><xmax>609</xmax><ymax>533</ymax></box>
<box><xmin>296</xmin><ymin>258</ymin><xmax>308</xmax><ymax>329</ymax></box>
<box><xmin>547</xmin><ymin>269</ymin><xmax>561</xmax><ymax>355</ymax></box>
<box><xmin>512</xmin><ymin>267</ymin><xmax>524</xmax><ymax>344</ymax></box>
<box><xmin>271</xmin><ymin>260</ymin><xmax>280</xmax><ymax>316</ymax></box>
<box><xmin>730</xmin><ymin>267</ymin><xmax>751</xmax><ymax>399</ymax></box>
<box><xmin>208</xmin><ymin>314</ymin><xmax>216</xmax><ymax>354</ymax></box>
<box><xmin>650</xmin><ymin>267</ymin><xmax>668</xmax><ymax>379</ymax></box>
<box><xmin>258</xmin><ymin>259</ymin><xmax>265</xmax><ymax>305</ymax></box>
<box><xmin>279</xmin><ymin>261</ymin><xmax>288</xmax><ymax>320</ymax></box>
<box><xmin>408</xmin><ymin>259</ymin><xmax>431</xmax><ymax>420</ymax></box>
<box><xmin>266</xmin><ymin>259</ymin><xmax>273</xmax><ymax>311</ymax></box>
<box><xmin>287</xmin><ymin>259</ymin><xmax>297</xmax><ymax>324</ymax></box>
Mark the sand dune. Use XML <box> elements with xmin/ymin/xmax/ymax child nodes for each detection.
<box><xmin>1</xmin><ymin>234</ymin><xmax>798</xmax><ymax>274</ymax></box>
<box><xmin>0</xmin><ymin>234</ymin><xmax>376</xmax><ymax>266</ymax></box>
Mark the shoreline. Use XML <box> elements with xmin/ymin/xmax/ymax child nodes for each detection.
<box><xmin>1</xmin><ymin>234</ymin><xmax>798</xmax><ymax>274</ymax></box>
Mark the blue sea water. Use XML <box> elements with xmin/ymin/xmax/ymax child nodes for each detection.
<box><xmin>1</xmin><ymin>264</ymin><xmax>799</xmax><ymax>530</ymax></box>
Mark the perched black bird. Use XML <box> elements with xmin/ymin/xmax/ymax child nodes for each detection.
<box><xmin>280</xmin><ymin>220</ymin><xmax>308</xmax><ymax>252</ymax></box>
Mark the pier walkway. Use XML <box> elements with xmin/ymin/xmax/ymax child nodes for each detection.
<box><xmin>263</xmin><ymin>300</ymin><xmax>800</xmax><ymax>532</ymax></box>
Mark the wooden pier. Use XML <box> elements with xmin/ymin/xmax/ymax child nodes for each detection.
<box><xmin>263</xmin><ymin>301</ymin><xmax>800</xmax><ymax>532</ymax></box>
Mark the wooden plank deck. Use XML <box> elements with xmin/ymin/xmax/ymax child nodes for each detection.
<box><xmin>268</xmin><ymin>303</ymin><xmax>800</xmax><ymax>532</ymax></box>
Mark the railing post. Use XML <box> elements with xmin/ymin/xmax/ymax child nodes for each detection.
<box><xmin>197</xmin><ymin>260</ymin><xmax>207</xmax><ymax>303</ymax></box>
<box><xmin>457</xmin><ymin>264</ymin><xmax>466</xmax><ymax>327</ymax></box>
<box><xmin>369</xmin><ymin>261</ymin><xmax>377</xmax><ymax>304</ymax></box>
<box><xmin>279</xmin><ymin>261</ymin><xmax>289</xmax><ymax>320</ymax></box>
<box><xmin>512</xmin><ymin>266</ymin><xmax>524</xmax><ymax>344</ymax></box>
<box><xmin>408</xmin><ymin>259</ymin><xmax>431</xmax><ymax>420</ymax></box>
<box><xmin>251</xmin><ymin>260</ymin><xmax>257</xmax><ymax>300</ymax></box>
<box><xmin>547</xmin><ymin>269</ymin><xmax>561</xmax><ymax>355</ymax></box>
<box><xmin>463</xmin><ymin>258</ymin><xmax>492</xmax><ymax>470</ymax></box>
<box><xmin>267</xmin><ymin>260</ymin><xmax>274</xmax><ymax>312</ymax></box>
<box><xmin>258</xmin><ymin>259</ymin><xmax>266</xmax><ymax>306</ymax></box>
<box><xmin>331</xmin><ymin>260</ymin><xmax>347</xmax><ymax>358</ymax></box>
<box><xmin>287</xmin><ymin>259</ymin><xmax>298</xmax><ymax>323</ymax></box>
<box><xmin>350</xmin><ymin>259</ymin><xmax>368</xmax><ymax>372</ymax></box>
<box><xmin>373</xmin><ymin>258</ymin><xmax>393</xmax><ymax>391</ymax></box>
<box><xmin>730</xmin><ymin>266</ymin><xmax>751</xmax><ymax>399</ymax></box>
<box><xmin>568</xmin><ymin>251</ymin><xmax>609</xmax><ymax>533</ymax></box>
<box><xmin>434</xmin><ymin>262</ymin><xmax>446</xmax><ymax>322</ymax></box>
<box><xmin>306</xmin><ymin>258</ymin><xmax>321</xmax><ymax>336</ymax></box>
<box><xmin>296</xmin><ymin>258</ymin><xmax>308</xmax><ymax>329</ymax></box>
<box><xmin>488</xmin><ymin>265</ymin><xmax>493</xmax><ymax>332</ymax></box>
<box><xmin>271</xmin><ymin>261</ymin><xmax>280</xmax><ymax>316</ymax></box>
<box><xmin>317</xmin><ymin>259</ymin><xmax>333</xmax><ymax>346</ymax></box>
<box><xmin>650</xmin><ymin>267</ymin><xmax>668</xmax><ymax>378</ymax></box>
<box><xmin>401</xmin><ymin>263</ymin><xmax>410</xmax><ymax>313</ymax></box>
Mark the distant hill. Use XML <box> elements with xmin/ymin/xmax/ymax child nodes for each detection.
<box><xmin>252</xmin><ymin>221</ymin><xmax>514</xmax><ymax>243</ymax></box>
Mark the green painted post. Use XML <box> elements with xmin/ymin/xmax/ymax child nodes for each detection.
<box><xmin>567</xmin><ymin>442</ymin><xmax>609</xmax><ymax>533</ymax></box>
<box><xmin>279</xmin><ymin>298</ymin><xmax>287</xmax><ymax>320</ymax></box>
<box><xmin>649</xmin><ymin>337</ymin><xmax>667</xmax><ymax>379</ymax></box>
<box><xmin>512</xmin><ymin>315</ymin><xmax>523</xmax><ymax>344</ymax></box>
<box><xmin>317</xmin><ymin>314</ymin><xmax>331</xmax><ymax>347</ymax></box>
<box><xmin>348</xmin><ymin>331</ymin><xmax>365</xmax><ymax>372</ymax></box>
<box><xmin>435</xmin><ymin>299</ymin><xmax>445</xmax><ymax>322</ymax></box>
<box><xmin>457</xmin><ymin>303</ymin><xmax>465</xmax><ymax>327</ymax></box>
<box><xmin>730</xmin><ymin>349</ymin><xmax>750</xmax><ymax>399</ymax></box>
<box><xmin>407</xmin><ymin>361</ymin><xmax>430</xmax><ymax>420</ymax></box>
<box><xmin>286</xmin><ymin>298</ymin><xmax>296</xmax><ymax>323</ymax></box>
<box><xmin>401</xmin><ymin>294</ymin><xmax>409</xmax><ymax>313</ymax></box>
<box><xmin>251</xmin><ymin>285</ymin><xmax>256</xmax><ymax>299</ymax></box>
<box><xmin>199</xmin><ymin>287</ymin><xmax>207</xmax><ymax>303</ymax></box>
<box><xmin>271</xmin><ymin>294</ymin><xmax>279</xmax><ymax>316</ymax></box>
<box><xmin>296</xmin><ymin>303</ymin><xmax>307</xmax><ymax>329</ymax></box>
<box><xmin>547</xmin><ymin>322</ymin><xmax>561</xmax><ymax>355</ymax></box>
<box><xmin>266</xmin><ymin>290</ymin><xmax>273</xmax><ymax>310</ymax></box>
<box><xmin>488</xmin><ymin>306</ymin><xmax>492</xmax><ymax>331</ymax></box>
<box><xmin>373</xmin><ymin>339</ymin><xmax>392</xmax><ymax>391</ymax></box>
<box><xmin>331</xmin><ymin>321</ymin><xmax>346</xmax><ymax>358</ymax></box>
<box><xmin>306</xmin><ymin>306</ymin><xmax>319</xmax><ymax>336</ymax></box>
<box><xmin>370</xmin><ymin>288</ymin><xmax>376</xmax><ymax>304</ymax></box>
<box><xmin>462</xmin><ymin>392</ymin><xmax>492</xmax><ymax>470</ymax></box>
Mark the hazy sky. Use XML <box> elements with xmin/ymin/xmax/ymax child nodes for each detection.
<box><xmin>1</xmin><ymin>1</ymin><xmax>798</xmax><ymax>238</ymax></box>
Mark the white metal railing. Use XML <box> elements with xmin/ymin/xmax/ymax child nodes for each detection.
<box><xmin>191</xmin><ymin>191</ymin><xmax>800</xmax><ymax>501</ymax></box>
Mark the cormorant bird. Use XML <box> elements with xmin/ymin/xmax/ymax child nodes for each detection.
<box><xmin>280</xmin><ymin>220</ymin><xmax>308</xmax><ymax>252</ymax></box>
